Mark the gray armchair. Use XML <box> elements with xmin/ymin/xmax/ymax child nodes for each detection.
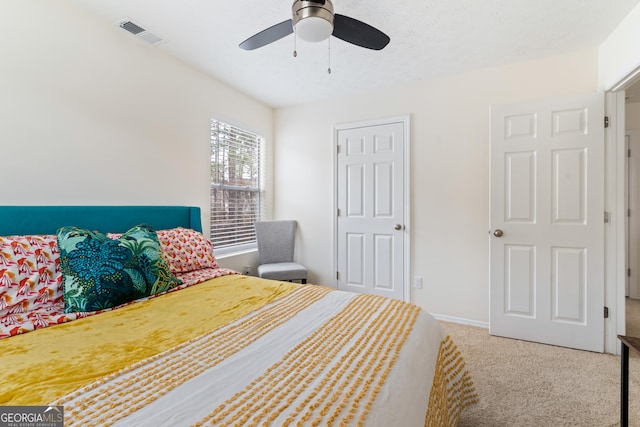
<box><xmin>255</xmin><ymin>220</ymin><xmax>307</xmax><ymax>284</ymax></box>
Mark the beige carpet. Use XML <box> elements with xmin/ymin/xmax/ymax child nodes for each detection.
<box><xmin>442</xmin><ymin>322</ymin><xmax>640</xmax><ymax>427</ymax></box>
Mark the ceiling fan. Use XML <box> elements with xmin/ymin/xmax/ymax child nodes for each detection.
<box><xmin>239</xmin><ymin>0</ymin><xmax>390</xmax><ymax>51</ymax></box>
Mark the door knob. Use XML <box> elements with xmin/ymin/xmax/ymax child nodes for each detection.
<box><xmin>493</xmin><ymin>229</ymin><xmax>504</xmax><ymax>237</ymax></box>
<box><xmin>394</xmin><ymin>224</ymin><xmax>403</xmax><ymax>231</ymax></box>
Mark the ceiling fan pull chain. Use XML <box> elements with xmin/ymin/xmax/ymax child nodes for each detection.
<box><xmin>293</xmin><ymin>27</ymin><xmax>298</xmax><ymax>58</ymax></box>
<box><xmin>327</xmin><ymin>37</ymin><xmax>331</xmax><ymax>74</ymax></box>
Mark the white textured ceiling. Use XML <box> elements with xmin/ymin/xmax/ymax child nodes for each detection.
<box><xmin>69</xmin><ymin>0</ymin><xmax>640</xmax><ymax>108</ymax></box>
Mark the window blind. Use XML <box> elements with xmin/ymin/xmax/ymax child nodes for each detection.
<box><xmin>210</xmin><ymin>120</ymin><xmax>265</xmax><ymax>250</ymax></box>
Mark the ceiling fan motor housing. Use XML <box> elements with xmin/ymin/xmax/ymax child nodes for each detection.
<box><xmin>292</xmin><ymin>0</ymin><xmax>334</xmax><ymax>42</ymax></box>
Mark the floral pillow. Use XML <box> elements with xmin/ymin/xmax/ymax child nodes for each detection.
<box><xmin>57</xmin><ymin>225</ymin><xmax>181</xmax><ymax>313</ymax></box>
<box><xmin>0</xmin><ymin>235</ymin><xmax>62</xmax><ymax>317</ymax></box>
<box><xmin>155</xmin><ymin>227</ymin><xmax>218</xmax><ymax>273</ymax></box>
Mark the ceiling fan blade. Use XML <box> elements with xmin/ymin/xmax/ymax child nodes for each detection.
<box><xmin>239</xmin><ymin>19</ymin><xmax>294</xmax><ymax>50</ymax></box>
<box><xmin>332</xmin><ymin>14</ymin><xmax>390</xmax><ymax>50</ymax></box>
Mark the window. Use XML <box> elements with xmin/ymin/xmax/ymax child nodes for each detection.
<box><xmin>210</xmin><ymin>119</ymin><xmax>265</xmax><ymax>252</ymax></box>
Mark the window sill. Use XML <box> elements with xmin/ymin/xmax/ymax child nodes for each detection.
<box><xmin>216</xmin><ymin>247</ymin><xmax>257</xmax><ymax>259</ymax></box>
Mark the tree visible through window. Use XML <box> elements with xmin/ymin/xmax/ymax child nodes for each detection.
<box><xmin>210</xmin><ymin>119</ymin><xmax>264</xmax><ymax>251</ymax></box>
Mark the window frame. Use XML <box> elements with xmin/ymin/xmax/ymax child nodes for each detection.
<box><xmin>210</xmin><ymin>119</ymin><xmax>265</xmax><ymax>255</ymax></box>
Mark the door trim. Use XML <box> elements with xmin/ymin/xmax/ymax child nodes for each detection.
<box><xmin>606</xmin><ymin>91</ymin><xmax>628</xmax><ymax>354</ymax></box>
<box><xmin>627</xmin><ymin>131</ymin><xmax>640</xmax><ymax>299</ymax></box>
<box><xmin>333</xmin><ymin>115</ymin><xmax>411</xmax><ymax>302</ymax></box>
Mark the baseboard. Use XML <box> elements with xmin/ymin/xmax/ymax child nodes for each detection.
<box><xmin>430</xmin><ymin>313</ymin><xmax>489</xmax><ymax>329</ymax></box>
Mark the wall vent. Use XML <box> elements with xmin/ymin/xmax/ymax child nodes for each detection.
<box><xmin>114</xmin><ymin>18</ymin><xmax>164</xmax><ymax>46</ymax></box>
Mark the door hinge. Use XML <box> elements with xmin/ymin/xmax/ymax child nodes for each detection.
<box><xmin>604</xmin><ymin>211</ymin><xmax>610</xmax><ymax>223</ymax></box>
<box><xmin>628</xmin><ymin>268</ymin><xmax>632</xmax><ymax>277</ymax></box>
<box><xmin>337</xmin><ymin>208</ymin><xmax>341</xmax><ymax>217</ymax></box>
<box><xmin>604</xmin><ymin>306</ymin><xmax>609</xmax><ymax>319</ymax></box>
<box><xmin>629</xmin><ymin>148</ymin><xmax>632</xmax><ymax>158</ymax></box>
<box><xmin>629</xmin><ymin>208</ymin><xmax>632</xmax><ymax>218</ymax></box>
<box><xmin>337</xmin><ymin>145</ymin><xmax>340</xmax><ymax>154</ymax></box>
<box><xmin>336</xmin><ymin>271</ymin><xmax>339</xmax><ymax>280</ymax></box>
<box><xmin>604</xmin><ymin>116</ymin><xmax>610</xmax><ymax>128</ymax></box>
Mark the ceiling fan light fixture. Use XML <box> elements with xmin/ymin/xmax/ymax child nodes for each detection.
<box><xmin>292</xmin><ymin>0</ymin><xmax>334</xmax><ymax>43</ymax></box>
<box><xmin>295</xmin><ymin>16</ymin><xmax>333</xmax><ymax>42</ymax></box>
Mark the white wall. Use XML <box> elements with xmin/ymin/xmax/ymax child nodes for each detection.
<box><xmin>0</xmin><ymin>2</ymin><xmax>611</xmax><ymax>322</ymax></box>
<box><xmin>274</xmin><ymin>48</ymin><xmax>599</xmax><ymax>323</ymax></box>
<box><xmin>0</xmin><ymin>1</ymin><xmax>273</xmax><ymax>267</ymax></box>
<box><xmin>599</xmin><ymin>2</ymin><xmax>640</xmax><ymax>90</ymax></box>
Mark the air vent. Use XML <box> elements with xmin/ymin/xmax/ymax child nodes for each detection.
<box><xmin>114</xmin><ymin>18</ymin><xmax>164</xmax><ymax>46</ymax></box>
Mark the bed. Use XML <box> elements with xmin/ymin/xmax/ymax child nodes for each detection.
<box><xmin>0</xmin><ymin>205</ymin><xmax>477</xmax><ymax>426</ymax></box>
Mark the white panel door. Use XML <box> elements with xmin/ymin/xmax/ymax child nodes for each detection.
<box><xmin>490</xmin><ymin>92</ymin><xmax>605</xmax><ymax>352</ymax></box>
<box><xmin>337</xmin><ymin>122</ymin><xmax>405</xmax><ymax>300</ymax></box>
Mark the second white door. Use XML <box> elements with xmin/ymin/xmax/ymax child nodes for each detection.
<box><xmin>336</xmin><ymin>120</ymin><xmax>406</xmax><ymax>301</ymax></box>
<box><xmin>490</xmin><ymin>92</ymin><xmax>605</xmax><ymax>352</ymax></box>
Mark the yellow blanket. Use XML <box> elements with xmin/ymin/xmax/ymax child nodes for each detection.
<box><xmin>0</xmin><ymin>275</ymin><xmax>477</xmax><ymax>426</ymax></box>
<box><xmin>0</xmin><ymin>275</ymin><xmax>298</xmax><ymax>405</ymax></box>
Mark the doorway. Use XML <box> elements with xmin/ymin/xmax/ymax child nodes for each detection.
<box><xmin>625</xmin><ymin>85</ymin><xmax>640</xmax><ymax>339</ymax></box>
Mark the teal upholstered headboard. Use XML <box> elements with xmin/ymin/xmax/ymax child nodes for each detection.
<box><xmin>0</xmin><ymin>206</ymin><xmax>202</xmax><ymax>236</ymax></box>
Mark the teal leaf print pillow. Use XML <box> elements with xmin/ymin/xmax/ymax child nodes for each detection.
<box><xmin>57</xmin><ymin>224</ymin><xmax>182</xmax><ymax>313</ymax></box>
